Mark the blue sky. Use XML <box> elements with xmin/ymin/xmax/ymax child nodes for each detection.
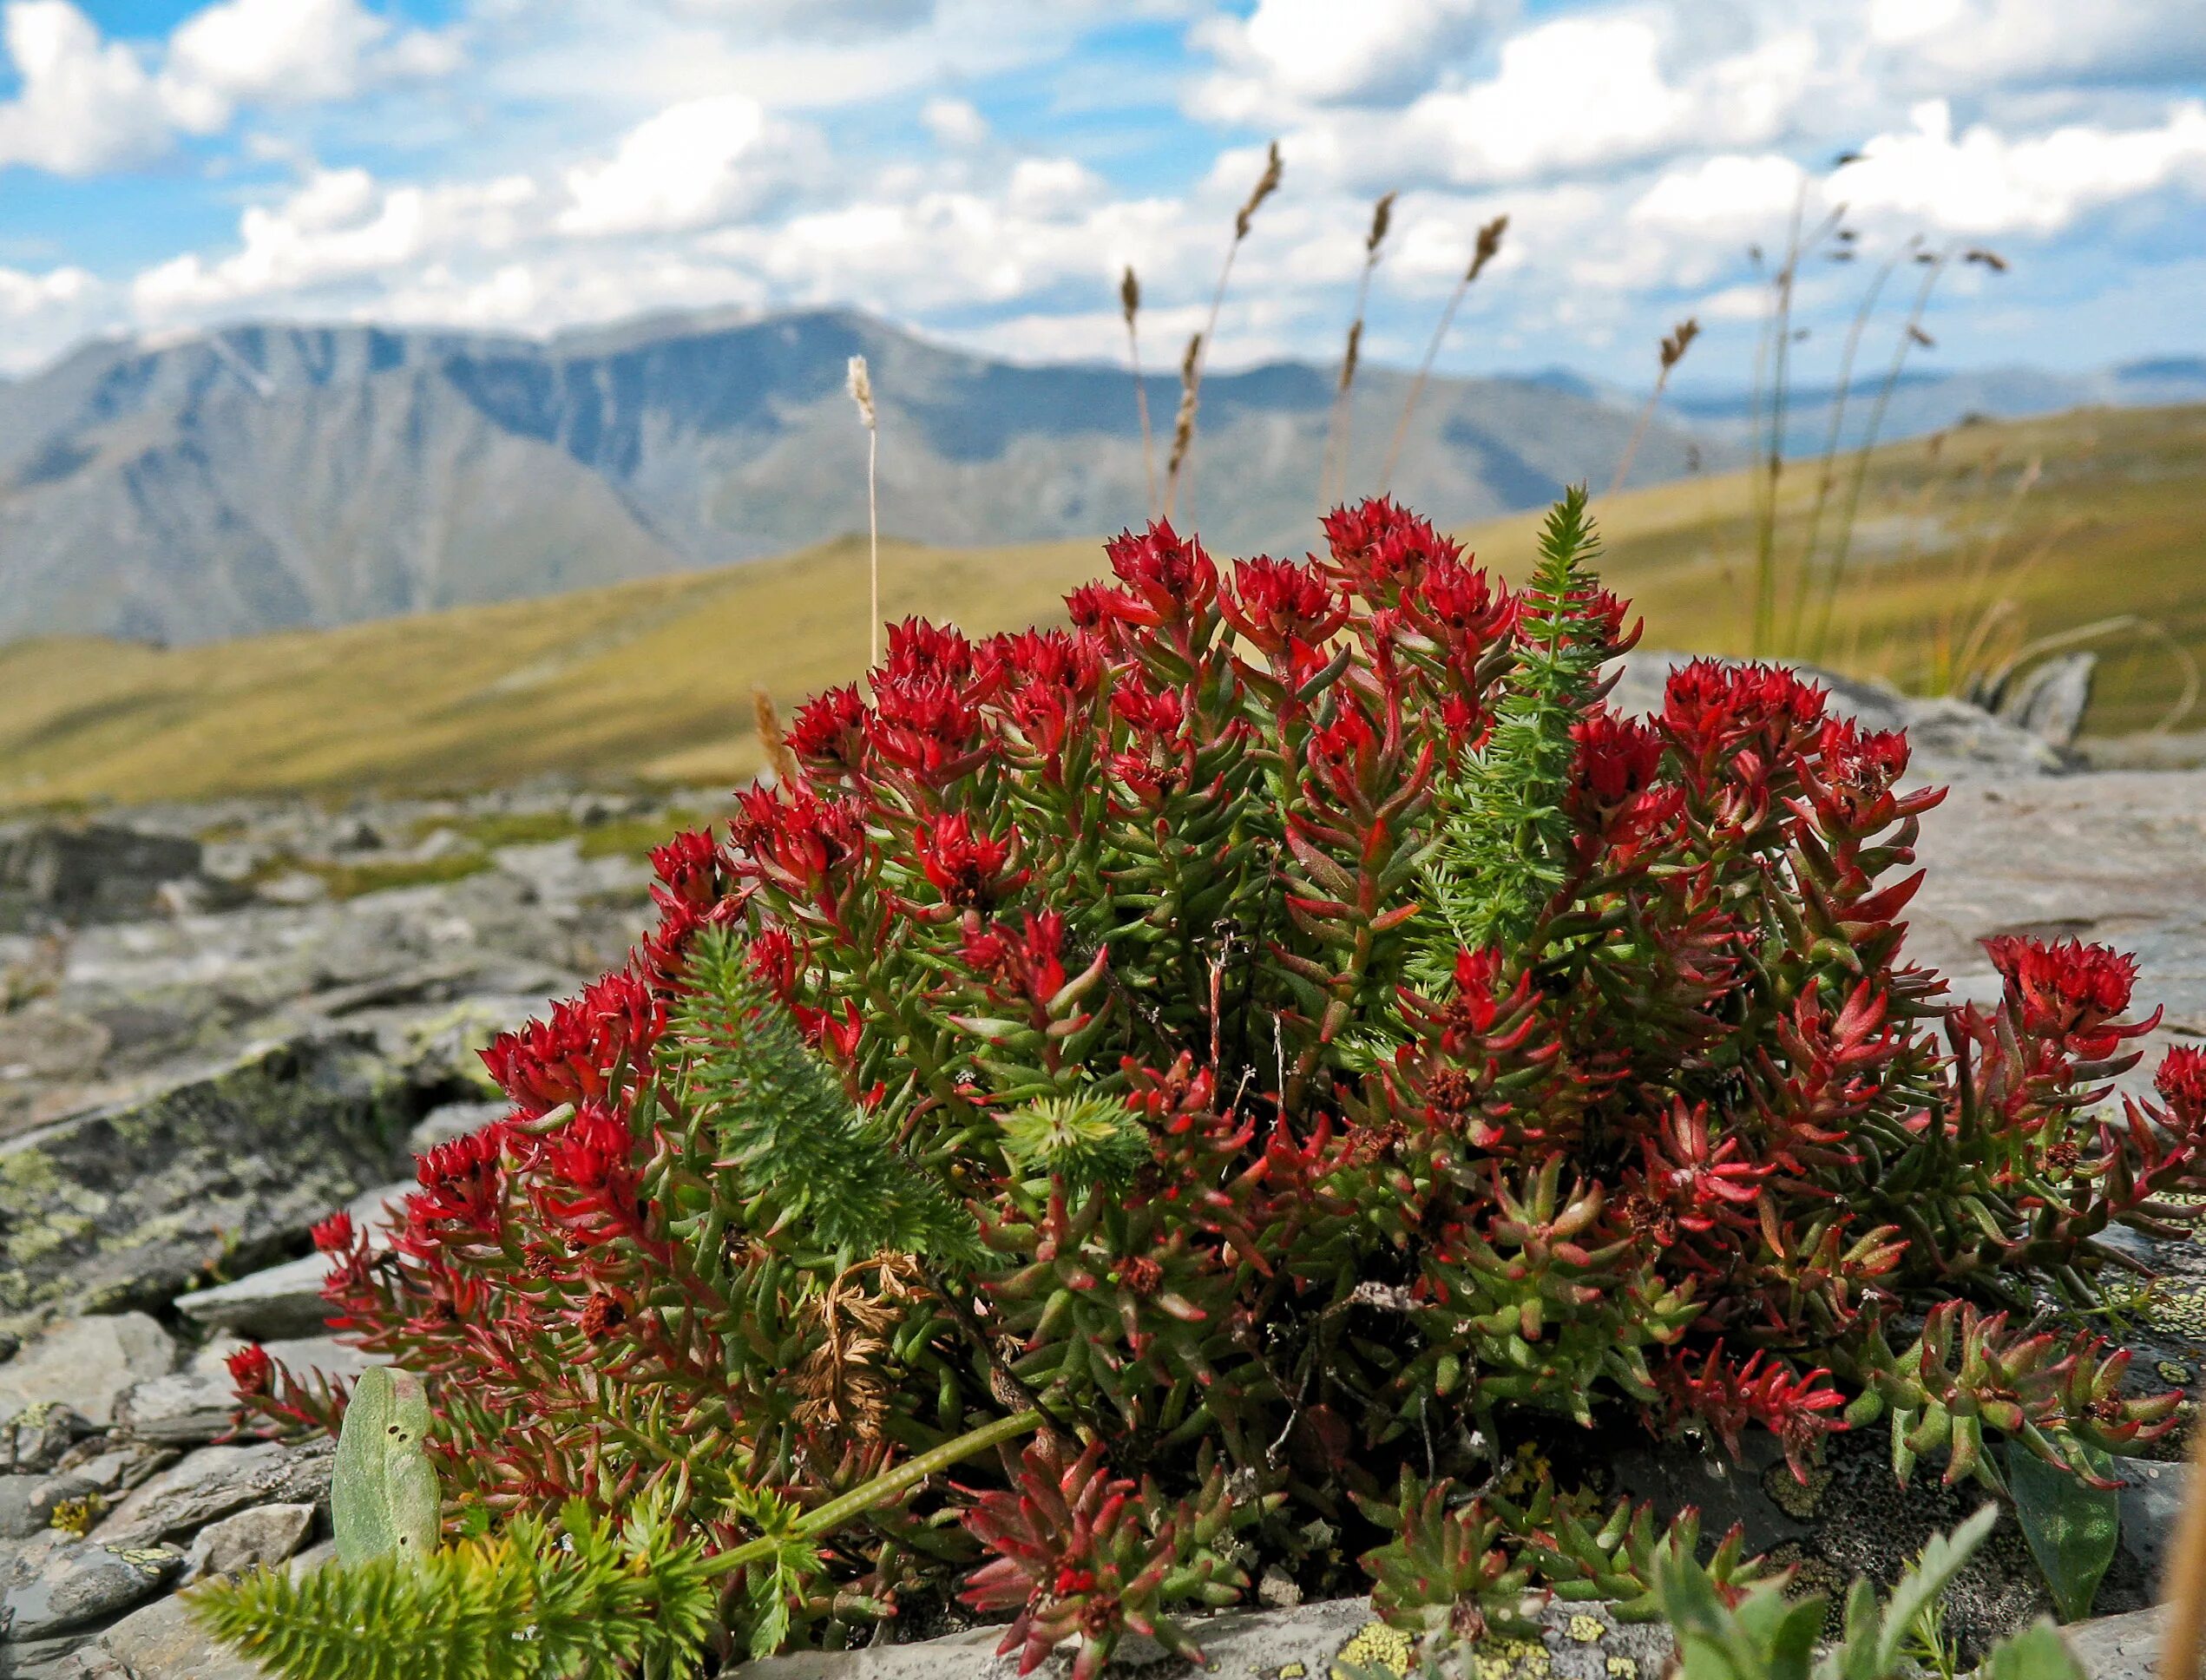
<box><xmin>0</xmin><ymin>0</ymin><xmax>2202</xmax><ymax>384</ymax></box>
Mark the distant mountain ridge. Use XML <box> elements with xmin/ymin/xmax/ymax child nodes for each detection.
<box><xmin>0</xmin><ymin>309</ymin><xmax>1716</xmax><ymax>647</ymax></box>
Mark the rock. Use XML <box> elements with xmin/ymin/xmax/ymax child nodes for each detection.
<box><xmin>92</xmin><ymin>1440</ymin><xmax>332</xmax><ymax>1548</ymax></box>
<box><xmin>0</xmin><ymin>828</ymin><xmax>204</xmax><ymax>936</ymax></box>
<box><xmin>0</xmin><ymin>1036</ymin><xmax>417</xmax><ymax>1332</ymax></box>
<box><xmin>2113</xmin><ymin>1456</ymin><xmax>2187</xmax><ymax>1588</ymax></box>
<box><xmin>181</xmin><ymin>1502</ymin><xmax>312</xmax><ymax>1585</ymax></box>
<box><xmin>174</xmin><ymin>1179</ymin><xmax>414</xmax><ymax>1341</ymax></box>
<box><xmin>1994</xmin><ymin>652</ymin><xmax>2098</xmax><ymax>748</ymax></box>
<box><xmin>0</xmin><ymin>1318</ymin><xmax>175</xmax><ymax>1428</ymax></box>
<box><xmin>0</xmin><ymin>1531</ymin><xmax>183</xmax><ymax>1641</ymax></box>
<box><xmin>253</xmin><ymin>1338</ymin><xmax>375</xmax><ymax>1388</ymax></box>
<box><xmin>1</xmin><ymin>1409</ymin><xmax>91</xmax><ymax>1477</ymax></box>
<box><xmin>0</xmin><ymin>1010</ymin><xmax>114</xmax><ymax>1141</ymax></box>
<box><xmin>49</xmin><ymin>1443</ymin><xmax>174</xmax><ymax>1500</ymax></box>
<box><xmin>248</xmin><ymin>874</ymin><xmax>325</xmax><ymax>909</ymax></box>
<box><xmin>730</xmin><ymin>1596</ymin><xmax>1673</xmax><ymax>1680</ymax></box>
<box><xmin>0</xmin><ymin>1475</ymin><xmax>100</xmax><ymax>1541</ymax></box>
<box><xmin>95</xmin><ymin>1591</ymin><xmax>274</xmax><ymax>1678</ymax></box>
<box><xmin>111</xmin><ymin>1372</ymin><xmax>238</xmax><ymax>1449</ymax></box>
<box><xmin>2064</xmin><ymin>1605</ymin><xmax>2163</xmax><ymax>1680</ymax></box>
<box><xmin>406</xmin><ymin>1099</ymin><xmax>504</xmax><ymax>1155</ymax></box>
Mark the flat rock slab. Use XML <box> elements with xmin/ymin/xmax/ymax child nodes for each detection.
<box><xmin>173</xmin><ymin>1178</ymin><xmax>414</xmax><ymax>1341</ymax></box>
<box><xmin>734</xmin><ymin>1597</ymin><xmax>1677</xmax><ymax>1680</ymax></box>
<box><xmin>0</xmin><ymin>1035</ymin><xmax>417</xmax><ymax>1332</ymax></box>
<box><xmin>2065</xmin><ymin>1606</ymin><xmax>2165</xmax><ymax>1680</ymax></box>
<box><xmin>93</xmin><ymin>1441</ymin><xmax>332</xmax><ymax>1550</ymax></box>
<box><xmin>0</xmin><ymin>1318</ymin><xmax>174</xmax><ymax>1429</ymax></box>
<box><xmin>0</xmin><ymin>1532</ymin><xmax>183</xmax><ymax>1641</ymax></box>
<box><xmin>95</xmin><ymin>1591</ymin><xmax>273</xmax><ymax>1679</ymax></box>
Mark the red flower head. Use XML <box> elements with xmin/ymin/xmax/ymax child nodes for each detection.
<box><xmin>1809</xmin><ymin>718</ymin><xmax>1914</xmax><ymax>829</ymax></box>
<box><xmin>962</xmin><ymin>910</ymin><xmax>1074</xmax><ymax>1009</ymax></box>
<box><xmin>981</xmin><ymin>628</ymin><xmax>1107</xmax><ymax>699</ymax></box>
<box><xmin>1320</xmin><ymin>497</ymin><xmax>1460</xmax><ymax>598</ymax></box>
<box><xmin>746</xmin><ymin>923</ymin><xmax>803</xmax><ymax>1001</ymax></box>
<box><xmin>226</xmin><ymin>1343</ymin><xmax>272</xmax><ymax>1397</ymax></box>
<box><xmin>883</xmin><ymin>618</ymin><xmax>975</xmax><ymax>686</ymax></box>
<box><xmin>788</xmin><ymin>684</ymin><xmax>868</xmax><ymax>773</ymax></box>
<box><xmin>1221</xmin><ymin>555</ymin><xmax>1345</xmax><ymax>657</ymax></box>
<box><xmin>649</xmin><ymin>827</ymin><xmax>722</xmax><ymax>914</ymax></box>
<box><xmin>1066</xmin><ymin>581</ymin><xmax>1140</xmax><ymax>633</ymax></box>
<box><xmin>1403</xmin><ymin>554</ymin><xmax>1513</xmax><ymax>664</ymax></box>
<box><xmin>731</xmin><ymin>784</ymin><xmax>867</xmax><ymax>893</ymax></box>
<box><xmin>2157</xmin><ymin>1046</ymin><xmax>2206</xmax><ymax>1128</ymax></box>
<box><xmin>1985</xmin><ymin>935</ymin><xmax>2140</xmax><ymax>1041</ymax></box>
<box><xmin>1106</xmin><ymin>519</ymin><xmax>1218</xmax><ymax>622</ymax></box>
<box><xmin>1661</xmin><ymin>660</ymin><xmax>1828</xmax><ymax>761</ymax></box>
<box><xmin>1568</xmin><ymin>710</ymin><xmax>1665</xmax><ymax>820</ymax></box>
<box><xmin>544</xmin><ymin>1101</ymin><xmax>634</xmax><ymax>1194</ymax></box>
<box><xmin>410</xmin><ymin>1123</ymin><xmax>510</xmax><ymax>1234</ymax></box>
<box><xmin>311</xmin><ymin>1210</ymin><xmax>357</xmax><ymax>1255</ymax></box>
<box><xmin>1445</xmin><ymin>946</ymin><xmax>1507</xmax><ymax>1036</ymax></box>
<box><xmin>916</xmin><ymin>812</ymin><xmax>1024</xmax><ymax>911</ymax></box>
<box><xmin>869</xmin><ymin>674</ymin><xmax>986</xmax><ymax>782</ymax></box>
<box><xmin>480</xmin><ymin>973</ymin><xmax>664</xmax><ymax>1119</ymax></box>
<box><xmin>1664</xmin><ymin>1343</ymin><xmax>1847</xmax><ymax>1484</ymax></box>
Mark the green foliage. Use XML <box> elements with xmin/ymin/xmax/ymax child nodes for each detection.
<box><xmin>996</xmin><ymin>1093</ymin><xmax>1150</xmax><ymax>1194</ymax></box>
<box><xmin>1356</xmin><ymin>1472</ymin><xmax>1539</xmax><ymax>1640</ymax></box>
<box><xmin>1656</xmin><ymin>1508</ymin><xmax>2082</xmax><ymax>1680</ymax></box>
<box><xmin>1415</xmin><ymin>482</ymin><xmax>1612</xmax><ymax>971</ymax></box>
<box><xmin>669</xmin><ymin>924</ymin><xmax>979</xmax><ymax>1264</ymax></box>
<box><xmin>2006</xmin><ymin>1440</ymin><xmax>2120</xmax><ymax>1622</ymax></box>
<box><xmin>188</xmin><ymin>1496</ymin><xmax>717</xmax><ymax>1680</ymax></box>
<box><xmin>332</xmin><ymin>1368</ymin><xmax>440</xmax><ymax>1569</ymax></box>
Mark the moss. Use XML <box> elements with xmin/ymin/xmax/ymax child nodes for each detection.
<box><xmin>575</xmin><ymin>809</ymin><xmax>706</xmax><ymax>861</ymax></box>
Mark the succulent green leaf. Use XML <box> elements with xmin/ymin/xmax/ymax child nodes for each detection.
<box><xmin>1979</xmin><ymin>1620</ymin><xmax>2086</xmax><ymax>1680</ymax></box>
<box><xmin>2006</xmin><ymin>1441</ymin><xmax>2119</xmax><ymax>1622</ymax></box>
<box><xmin>332</xmin><ymin>1367</ymin><xmax>441</xmax><ymax>1569</ymax></box>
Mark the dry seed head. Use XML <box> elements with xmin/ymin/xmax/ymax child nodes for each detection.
<box><xmin>1964</xmin><ymin>247</ymin><xmax>2009</xmax><ymax>272</ymax></box>
<box><xmin>1119</xmin><ymin>266</ymin><xmax>1140</xmax><ymax>325</ymax></box>
<box><xmin>1365</xmin><ymin>191</ymin><xmax>1396</xmax><ymax>257</ymax></box>
<box><xmin>845</xmin><ymin>354</ymin><xmax>876</xmax><ymax>430</ymax></box>
<box><xmin>1908</xmin><ymin>325</ymin><xmax>1935</xmax><ymax>347</ymax></box>
<box><xmin>1659</xmin><ymin>318</ymin><xmax>1699</xmax><ymax>372</ymax></box>
<box><xmin>1236</xmin><ymin>140</ymin><xmax>1284</xmax><ymax>240</ymax></box>
<box><xmin>1468</xmin><ymin>214</ymin><xmax>1507</xmax><ymax>282</ymax></box>
<box><xmin>753</xmin><ymin>687</ymin><xmax>798</xmax><ymax>785</ymax></box>
<box><xmin>1167</xmin><ymin>332</ymin><xmax>1202</xmax><ymax>474</ymax></box>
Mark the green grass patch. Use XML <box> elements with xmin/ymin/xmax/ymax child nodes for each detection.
<box><xmin>576</xmin><ymin>810</ymin><xmax>709</xmax><ymax>862</ymax></box>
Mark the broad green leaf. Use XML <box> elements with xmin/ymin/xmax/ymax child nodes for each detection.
<box><xmin>1980</xmin><ymin>1620</ymin><xmax>2086</xmax><ymax>1680</ymax></box>
<box><xmin>332</xmin><ymin>1366</ymin><xmax>440</xmax><ymax>1568</ymax></box>
<box><xmin>2006</xmin><ymin>1442</ymin><xmax>2119</xmax><ymax>1622</ymax></box>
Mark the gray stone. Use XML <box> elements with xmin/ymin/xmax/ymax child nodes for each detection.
<box><xmin>0</xmin><ymin>828</ymin><xmax>204</xmax><ymax>936</ymax></box>
<box><xmin>181</xmin><ymin>1502</ymin><xmax>312</xmax><ymax>1585</ymax></box>
<box><xmin>174</xmin><ymin>1179</ymin><xmax>413</xmax><ymax>1341</ymax></box>
<box><xmin>0</xmin><ymin>1318</ymin><xmax>175</xmax><ymax>1428</ymax></box>
<box><xmin>731</xmin><ymin>1596</ymin><xmax>1674</xmax><ymax>1680</ymax></box>
<box><xmin>92</xmin><ymin>1441</ymin><xmax>332</xmax><ymax>1548</ymax></box>
<box><xmin>406</xmin><ymin>1099</ymin><xmax>504</xmax><ymax>1155</ymax></box>
<box><xmin>0</xmin><ymin>1532</ymin><xmax>183</xmax><ymax>1640</ymax></box>
<box><xmin>50</xmin><ymin>1444</ymin><xmax>174</xmax><ymax>1500</ymax></box>
<box><xmin>2112</xmin><ymin>1456</ymin><xmax>2187</xmax><ymax>1589</ymax></box>
<box><xmin>1994</xmin><ymin>652</ymin><xmax>2098</xmax><ymax>748</ymax></box>
<box><xmin>95</xmin><ymin>1591</ymin><xmax>273</xmax><ymax>1678</ymax></box>
<box><xmin>253</xmin><ymin>1338</ymin><xmax>374</xmax><ymax>1388</ymax></box>
<box><xmin>0</xmin><ymin>1409</ymin><xmax>91</xmax><ymax>1477</ymax></box>
<box><xmin>111</xmin><ymin>1372</ymin><xmax>237</xmax><ymax>1449</ymax></box>
<box><xmin>0</xmin><ymin>1036</ymin><xmax>417</xmax><ymax>1332</ymax></box>
<box><xmin>0</xmin><ymin>1476</ymin><xmax>99</xmax><ymax>1541</ymax></box>
<box><xmin>2065</xmin><ymin>1605</ymin><xmax>2163</xmax><ymax>1680</ymax></box>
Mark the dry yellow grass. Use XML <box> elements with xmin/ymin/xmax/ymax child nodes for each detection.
<box><xmin>3</xmin><ymin>401</ymin><xmax>2197</xmax><ymax>812</ymax></box>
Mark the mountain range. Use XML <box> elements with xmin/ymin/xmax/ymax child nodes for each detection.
<box><xmin>0</xmin><ymin>309</ymin><xmax>1714</xmax><ymax>647</ymax></box>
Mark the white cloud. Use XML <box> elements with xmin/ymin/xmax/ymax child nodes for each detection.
<box><xmin>557</xmin><ymin>93</ymin><xmax>817</xmax><ymax>237</ymax></box>
<box><xmin>161</xmin><ymin>0</ymin><xmax>462</xmax><ymax>126</ymax></box>
<box><xmin>922</xmin><ymin>95</ymin><xmax>988</xmax><ymax>148</ymax></box>
<box><xmin>0</xmin><ymin>1</ymin><xmax>171</xmax><ymax>174</ymax></box>
<box><xmin>1192</xmin><ymin>0</ymin><xmax>1505</xmax><ymax>111</ymax></box>
<box><xmin>1867</xmin><ymin>0</ymin><xmax>2206</xmax><ymax>90</ymax></box>
<box><xmin>1837</xmin><ymin>97</ymin><xmax>2206</xmax><ymax>235</ymax></box>
<box><xmin>135</xmin><ymin>168</ymin><xmax>540</xmax><ymax>315</ymax></box>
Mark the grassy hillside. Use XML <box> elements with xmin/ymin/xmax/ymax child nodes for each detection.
<box><xmin>0</xmin><ymin>533</ymin><xmax>1104</xmax><ymax>809</ymax></box>
<box><xmin>3</xmin><ymin>402</ymin><xmax>2199</xmax><ymax>810</ymax></box>
<box><xmin>1465</xmin><ymin>402</ymin><xmax>2206</xmax><ymax>737</ymax></box>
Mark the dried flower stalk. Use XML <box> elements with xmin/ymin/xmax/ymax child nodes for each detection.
<box><xmin>1165</xmin><ymin>139</ymin><xmax>1282</xmax><ymax>522</ymax></box>
<box><xmin>1322</xmin><ymin>190</ymin><xmax>1396</xmax><ymax>511</ymax></box>
<box><xmin>1382</xmin><ymin>213</ymin><xmax>1506</xmax><ymax>492</ymax></box>
<box><xmin>1605</xmin><ymin>317</ymin><xmax>1698</xmax><ymax>497</ymax></box>
<box><xmin>1121</xmin><ymin>266</ymin><xmax>1158</xmax><ymax>520</ymax></box>
<box><xmin>847</xmin><ymin>354</ymin><xmax>879</xmax><ymax>670</ymax></box>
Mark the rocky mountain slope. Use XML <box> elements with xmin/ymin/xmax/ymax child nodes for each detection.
<box><xmin>0</xmin><ymin>311</ymin><xmax>1711</xmax><ymax>648</ymax></box>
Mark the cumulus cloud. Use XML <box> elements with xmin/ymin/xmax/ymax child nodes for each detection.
<box><xmin>922</xmin><ymin>95</ymin><xmax>988</xmax><ymax>148</ymax></box>
<box><xmin>0</xmin><ymin>1</ymin><xmax>171</xmax><ymax>174</ymax></box>
<box><xmin>557</xmin><ymin>94</ymin><xmax>820</xmax><ymax>237</ymax></box>
<box><xmin>1867</xmin><ymin>0</ymin><xmax>2206</xmax><ymax>90</ymax></box>
<box><xmin>161</xmin><ymin>0</ymin><xmax>463</xmax><ymax>126</ymax></box>
<box><xmin>1191</xmin><ymin>0</ymin><xmax>1507</xmax><ymax>112</ymax></box>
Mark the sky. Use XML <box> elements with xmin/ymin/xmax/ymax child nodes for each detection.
<box><xmin>0</xmin><ymin>0</ymin><xmax>2202</xmax><ymax>384</ymax></box>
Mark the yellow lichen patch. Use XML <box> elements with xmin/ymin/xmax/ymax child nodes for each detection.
<box><xmin>1606</xmin><ymin>1659</ymin><xmax>1640</xmax><ymax>1680</ymax></box>
<box><xmin>47</xmin><ymin>1494</ymin><xmax>102</xmax><ymax>1538</ymax></box>
<box><xmin>2159</xmin><ymin>1361</ymin><xmax>2194</xmax><ymax>1385</ymax></box>
<box><xmin>2150</xmin><ymin>1284</ymin><xmax>2206</xmax><ymax>1340</ymax></box>
<box><xmin>1277</xmin><ymin>1666</ymin><xmax>1309</xmax><ymax>1680</ymax></box>
<box><xmin>1567</xmin><ymin>1615</ymin><xmax>1607</xmax><ymax>1644</ymax></box>
<box><xmin>1472</xmin><ymin>1636</ymin><xmax>1553</xmax><ymax>1680</ymax></box>
<box><xmin>1761</xmin><ymin>1460</ymin><xmax>1834</xmax><ymax>1520</ymax></box>
<box><xmin>1333</xmin><ymin>1623</ymin><xmax>1418</xmax><ymax>1680</ymax></box>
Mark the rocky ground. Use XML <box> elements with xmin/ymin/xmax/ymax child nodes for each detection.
<box><xmin>2</xmin><ymin>667</ymin><xmax>2203</xmax><ymax>1678</ymax></box>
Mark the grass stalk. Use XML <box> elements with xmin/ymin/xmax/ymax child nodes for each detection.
<box><xmin>1381</xmin><ymin>214</ymin><xmax>1505</xmax><ymax>494</ymax></box>
<box><xmin>1120</xmin><ymin>266</ymin><xmax>1157</xmax><ymax>521</ymax></box>
<box><xmin>846</xmin><ymin>356</ymin><xmax>880</xmax><ymax>672</ymax></box>
<box><xmin>1165</xmin><ymin>140</ymin><xmax>1282</xmax><ymax>523</ymax></box>
<box><xmin>1321</xmin><ymin>191</ymin><xmax>1395</xmax><ymax>513</ymax></box>
<box><xmin>1605</xmin><ymin>318</ymin><xmax>1697</xmax><ymax>499</ymax></box>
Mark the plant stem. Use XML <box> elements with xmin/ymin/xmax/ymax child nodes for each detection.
<box><xmin>1127</xmin><ymin>319</ymin><xmax>1158</xmax><ymax>522</ymax></box>
<box><xmin>701</xmin><ymin>1408</ymin><xmax>1042</xmax><ymax>1577</ymax></box>
<box><xmin>867</xmin><ymin>425</ymin><xmax>880</xmax><ymax>673</ymax></box>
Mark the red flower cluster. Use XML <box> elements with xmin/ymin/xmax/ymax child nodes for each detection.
<box><xmin>255</xmin><ymin>495</ymin><xmax>2200</xmax><ymax>1666</ymax></box>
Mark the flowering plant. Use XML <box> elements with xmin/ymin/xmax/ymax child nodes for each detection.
<box><xmin>220</xmin><ymin>489</ymin><xmax>2197</xmax><ymax>1675</ymax></box>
